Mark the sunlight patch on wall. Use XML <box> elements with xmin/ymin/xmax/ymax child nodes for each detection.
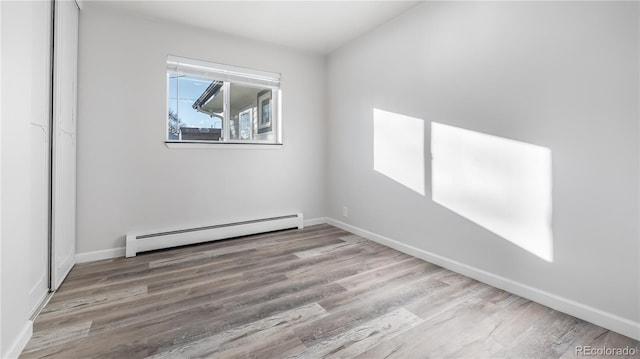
<box><xmin>431</xmin><ymin>122</ymin><xmax>554</xmax><ymax>262</ymax></box>
<box><xmin>373</xmin><ymin>109</ymin><xmax>425</xmax><ymax>196</ymax></box>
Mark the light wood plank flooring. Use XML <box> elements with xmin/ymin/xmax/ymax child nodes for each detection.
<box><xmin>21</xmin><ymin>224</ymin><xmax>639</xmax><ymax>358</ymax></box>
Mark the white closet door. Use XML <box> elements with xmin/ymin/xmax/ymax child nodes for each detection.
<box><xmin>27</xmin><ymin>0</ymin><xmax>53</xmax><ymax>314</ymax></box>
<box><xmin>52</xmin><ymin>0</ymin><xmax>79</xmax><ymax>289</ymax></box>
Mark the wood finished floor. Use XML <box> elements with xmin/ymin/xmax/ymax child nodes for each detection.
<box><xmin>21</xmin><ymin>224</ymin><xmax>639</xmax><ymax>358</ymax></box>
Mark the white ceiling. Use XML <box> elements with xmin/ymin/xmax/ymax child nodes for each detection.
<box><xmin>87</xmin><ymin>1</ymin><xmax>421</xmax><ymax>54</ymax></box>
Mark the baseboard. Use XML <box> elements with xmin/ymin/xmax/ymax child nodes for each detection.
<box><xmin>3</xmin><ymin>320</ymin><xmax>32</xmax><ymax>359</ymax></box>
<box><xmin>326</xmin><ymin>218</ymin><xmax>640</xmax><ymax>341</ymax></box>
<box><xmin>75</xmin><ymin>247</ymin><xmax>125</xmax><ymax>264</ymax></box>
<box><xmin>304</xmin><ymin>217</ymin><xmax>328</xmax><ymax>227</ymax></box>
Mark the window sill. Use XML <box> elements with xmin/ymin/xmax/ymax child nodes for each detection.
<box><xmin>164</xmin><ymin>141</ymin><xmax>283</xmax><ymax>150</ymax></box>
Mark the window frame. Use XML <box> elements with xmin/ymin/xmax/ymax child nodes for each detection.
<box><xmin>165</xmin><ymin>55</ymin><xmax>282</xmax><ymax>148</ymax></box>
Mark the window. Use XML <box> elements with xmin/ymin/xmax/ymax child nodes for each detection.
<box><xmin>166</xmin><ymin>55</ymin><xmax>281</xmax><ymax>145</ymax></box>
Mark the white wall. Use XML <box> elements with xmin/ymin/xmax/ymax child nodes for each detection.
<box><xmin>1</xmin><ymin>0</ymin><xmax>4</xmax><ymax>354</ymax></box>
<box><xmin>328</xmin><ymin>1</ymin><xmax>639</xmax><ymax>332</ymax></box>
<box><xmin>1</xmin><ymin>1</ymin><xmax>52</xmax><ymax>356</ymax></box>
<box><xmin>76</xmin><ymin>4</ymin><xmax>326</xmax><ymax>254</ymax></box>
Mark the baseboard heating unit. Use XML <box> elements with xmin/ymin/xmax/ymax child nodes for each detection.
<box><xmin>125</xmin><ymin>213</ymin><xmax>304</xmax><ymax>257</ymax></box>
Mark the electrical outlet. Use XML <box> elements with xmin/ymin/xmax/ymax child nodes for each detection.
<box><xmin>342</xmin><ymin>206</ymin><xmax>349</xmax><ymax>217</ymax></box>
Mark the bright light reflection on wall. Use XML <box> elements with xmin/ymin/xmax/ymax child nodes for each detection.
<box><xmin>374</xmin><ymin>109</ymin><xmax>425</xmax><ymax>196</ymax></box>
<box><xmin>431</xmin><ymin>122</ymin><xmax>554</xmax><ymax>262</ymax></box>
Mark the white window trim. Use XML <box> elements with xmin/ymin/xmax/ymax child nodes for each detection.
<box><xmin>165</xmin><ymin>142</ymin><xmax>283</xmax><ymax>150</ymax></box>
<box><xmin>222</xmin><ymin>81</ymin><xmax>231</xmax><ymax>141</ymax></box>
<box><xmin>166</xmin><ymin>55</ymin><xmax>282</xmax><ymax>146</ymax></box>
<box><xmin>167</xmin><ymin>55</ymin><xmax>280</xmax><ymax>88</ymax></box>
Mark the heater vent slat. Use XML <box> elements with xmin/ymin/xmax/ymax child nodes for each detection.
<box><xmin>136</xmin><ymin>215</ymin><xmax>300</xmax><ymax>240</ymax></box>
<box><xmin>126</xmin><ymin>213</ymin><xmax>303</xmax><ymax>257</ymax></box>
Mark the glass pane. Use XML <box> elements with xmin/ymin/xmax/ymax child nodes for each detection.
<box><xmin>229</xmin><ymin>83</ymin><xmax>273</xmax><ymax>141</ymax></box>
<box><xmin>167</xmin><ymin>71</ymin><xmax>224</xmax><ymax>141</ymax></box>
<box><xmin>167</xmin><ymin>73</ymin><xmax>179</xmax><ymax>140</ymax></box>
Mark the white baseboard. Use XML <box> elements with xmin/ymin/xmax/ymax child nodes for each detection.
<box><xmin>326</xmin><ymin>218</ymin><xmax>640</xmax><ymax>341</ymax></box>
<box><xmin>304</xmin><ymin>217</ymin><xmax>328</xmax><ymax>227</ymax></box>
<box><xmin>3</xmin><ymin>320</ymin><xmax>32</xmax><ymax>359</ymax></box>
<box><xmin>75</xmin><ymin>247</ymin><xmax>125</xmax><ymax>264</ymax></box>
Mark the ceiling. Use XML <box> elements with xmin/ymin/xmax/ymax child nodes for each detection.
<box><xmin>86</xmin><ymin>1</ymin><xmax>421</xmax><ymax>54</ymax></box>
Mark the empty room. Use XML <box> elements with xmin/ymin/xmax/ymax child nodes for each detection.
<box><xmin>1</xmin><ymin>0</ymin><xmax>639</xmax><ymax>358</ymax></box>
